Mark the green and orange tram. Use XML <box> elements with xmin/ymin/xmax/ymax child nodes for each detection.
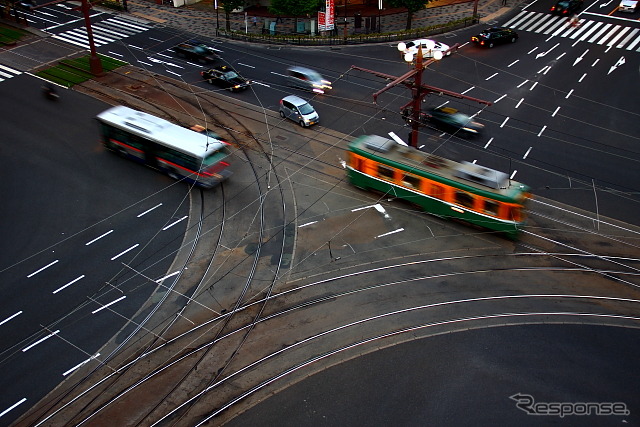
<box><xmin>346</xmin><ymin>135</ymin><xmax>531</xmax><ymax>238</ymax></box>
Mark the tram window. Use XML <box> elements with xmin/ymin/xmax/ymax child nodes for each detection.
<box><xmin>401</xmin><ymin>174</ymin><xmax>421</xmax><ymax>190</ymax></box>
<box><xmin>378</xmin><ymin>165</ymin><xmax>395</xmax><ymax>181</ymax></box>
<box><xmin>483</xmin><ymin>199</ymin><xmax>500</xmax><ymax>216</ymax></box>
<box><xmin>455</xmin><ymin>191</ymin><xmax>475</xmax><ymax>209</ymax></box>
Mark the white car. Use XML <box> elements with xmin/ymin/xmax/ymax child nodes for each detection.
<box><xmin>397</xmin><ymin>39</ymin><xmax>452</xmax><ymax>60</ymax></box>
<box><xmin>619</xmin><ymin>0</ymin><xmax>637</xmax><ymax>12</ymax></box>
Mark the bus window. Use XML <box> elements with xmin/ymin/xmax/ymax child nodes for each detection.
<box><xmin>401</xmin><ymin>173</ymin><xmax>421</xmax><ymax>190</ymax></box>
<box><xmin>377</xmin><ymin>164</ymin><xmax>395</xmax><ymax>181</ymax></box>
<box><xmin>483</xmin><ymin>199</ymin><xmax>500</xmax><ymax>216</ymax></box>
<box><xmin>455</xmin><ymin>191</ymin><xmax>475</xmax><ymax>209</ymax></box>
<box><xmin>432</xmin><ymin>184</ymin><xmax>444</xmax><ymax>199</ymax></box>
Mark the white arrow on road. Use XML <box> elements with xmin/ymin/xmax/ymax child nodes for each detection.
<box><xmin>573</xmin><ymin>49</ymin><xmax>589</xmax><ymax>66</ymax></box>
<box><xmin>608</xmin><ymin>56</ymin><xmax>625</xmax><ymax>74</ymax></box>
<box><xmin>600</xmin><ymin>0</ymin><xmax>613</xmax><ymax>7</ymax></box>
<box><xmin>536</xmin><ymin>43</ymin><xmax>560</xmax><ymax>59</ymax></box>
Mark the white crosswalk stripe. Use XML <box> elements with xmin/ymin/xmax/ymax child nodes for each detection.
<box><xmin>50</xmin><ymin>16</ymin><xmax>152</xmax><ymax>49</ymax></box>
<box><xmin>0</xmin><ymin>64</ymin><xmax>23</xmax><ymax>82</ymax></box>
<box><xmin>502</xmin><ymin>10</ymin><xmax>640</xmax><ymax>51</ymax></box>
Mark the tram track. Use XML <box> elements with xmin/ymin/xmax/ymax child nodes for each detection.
<box><xmin>32</xmin><ymin>245</ymin><xmax>639</xmax><ymax>425</ymax></box>
<box><xmin>37</xmin><ymin>68</ymin><xmax>293</xmax><ymax>426</ymax></box>
<box><xmin>24</xmin><ymin>66</ymin><xmax>640</xmax><ymax>426</ymax></box>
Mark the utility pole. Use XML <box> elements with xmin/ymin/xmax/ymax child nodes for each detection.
<box><xmin>26</xmin><ymin>0</ymin><xmax>104</xmax><ymax>76</ymax></box>
<box><xmin>351</xmin><ymin>45</ymin><xmax>492</xmax><ymax>148</ymax></box>
<box><xmin>79</xmin><ymin>0</ymin><xmax>104</xmax><ymax>76</ymax></box>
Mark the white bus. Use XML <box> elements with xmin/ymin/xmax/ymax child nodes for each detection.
<box><xmin>96</xmin><ymin>105</ymin><xmax>232</xmax><ymax>188</ymax></box>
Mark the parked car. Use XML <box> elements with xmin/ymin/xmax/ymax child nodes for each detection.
<box><xmin>279</xmin><ymin>95</ymin><xmax>319</xmax><ymax>127</ymax></box>
<box><xmin>173</xmin><ymin>41</ymin><xmax>218</xmax><ymax>64</ymax></box>
<box><xmin>618</xmin><ymin>0</ymin><xmax>638</xmax><ymax>12</ymax></box>
<box><xmin>424</xmin><ymin>107</ymin><xmax>484</xmax><ymax>137</ymax></box>
<box><xmin>286</xmin><ymin>66</ymin><xmax>332</xmax><ymax>94</ymax></box>
<box><xmin>397</xmin><ymin>39</ymin><xmax>452</xmax><ymax>59</ymax></box>
<box><xmin>201</xmin><ymin>65</ymin><xmax>250</xmax><ymax>92</ymax></box>
<box><xmin>471</xmin><ymin>27</ymin><xmax>518</xmax><ymax>48</ymax></box>
<box><xmin>550</xmin><ymin>0</ymin><xmax>583</xmax><ymax>14</ymax></box>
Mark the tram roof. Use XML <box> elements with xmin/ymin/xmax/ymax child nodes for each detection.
<box><xmin>96</xmin><ymin>105</ymin><xmax>227</xmax><ymax>158</ymax></box>
<box><xmin>349</xmin><ymin>135</ymin><xmax>529</xmax><ymax>198</ymax></box>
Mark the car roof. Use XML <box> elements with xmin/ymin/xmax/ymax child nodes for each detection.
<box><xmin>282</xmin><ymin>95</ymin><xmax>310</xmax><ymax>106</ymax></box>
<box><xmin>287</xmin><ymin>66</ymin><xmax>323</xmax><ymax>79</ymax></box>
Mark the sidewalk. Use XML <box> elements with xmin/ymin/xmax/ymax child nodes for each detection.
<box><xmin>126</xmin><ymin>0</ymin><xmax>519</xmax><ymax>39</ymax></box>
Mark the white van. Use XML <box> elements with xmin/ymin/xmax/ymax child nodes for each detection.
<box><xmin>279</xmin><ymin>95</ymin><xmax>319</xmax><ymax>127</ymax></box>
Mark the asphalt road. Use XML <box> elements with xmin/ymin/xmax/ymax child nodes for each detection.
<box><xmin>227</xmin><ymin>324</ymin><xmax>639</xmax><ymax>426</ymax></box>
<box><xmin>0</xmin><ymin>1</ymin><xmax>639</xmax><ymax>425</ymax></box>
<box><xmin>0</xmin><ymin>74</ymin><xmax>190</xmax><ymax>425</ymax></box>
<box><xmin>7</xmin><ymin>0</ymin><xmax>639</xmax><ymax>228</ymax></box>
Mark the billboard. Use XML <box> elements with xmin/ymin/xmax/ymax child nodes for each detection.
<box><xmin>318</xmin><ymin>0</ymin><xmax>335</xmax><ymax>31</ymax></box>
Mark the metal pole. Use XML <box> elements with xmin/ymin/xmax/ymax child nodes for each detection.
<box><xmin>410</xmin><ymin>47</ymin><xmax>423</xmax><ymax>148</ymax></box>
<box><xmin>215</xmin><ymin>0</ymin><xmax>219</xmax><ymax>35</ymax></box>
<box><xmin>81</xmin><ymin>0</ymin><xmax>103</xmax><ymax>76</ymax></box>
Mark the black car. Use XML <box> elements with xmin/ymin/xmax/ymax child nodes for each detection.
<box><xmin>471</xmin><ymin>27</ymin><xmax>518</xmax><ymax>48</ymax></box>
<box><xmin>550</xmin><ymin>0</ymin><xmax>583</xmax><ymax>14</ymax></box>
<box><xmin>173</xmin><ymin>41</ymin><xmax>218</xmax><ymax>64</ymax></box>
<box><xmin>424</xmin><ymin>107</ymin><xmax>484</xmax><ymax>137</ymax></box>
<box><xmin>201</xmin><ymin>65</ymin><xmax>251</xmax><ymax>92</ymax></box>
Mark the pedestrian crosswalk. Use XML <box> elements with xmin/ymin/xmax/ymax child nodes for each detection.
<box><xmin>51</xmin><ymin>16</ymin><xmax>153</xmax><ymax>49</ymax></box>
<box><xmin>0</xmin><ymin>64</ymin><xmax>22</xmax><ymax>82</ymax></box>
<box><xmin>503</xmin><ymin>11</ymin><xmax>640</xmax><ymax>51</ymax></box>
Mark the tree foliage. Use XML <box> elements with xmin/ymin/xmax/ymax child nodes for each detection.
<box><xmin>386</xmin><ymin>0</ymin><xmax>434</xmax><ymax>30</ymax></box>
<box><xmin>269</xmin><ymin>0</ymin><xmax>320</xmax><ymax>17</ymax></box>
<box><xmin>222</xmin><ymin>0</ymin><xmax>245</xmax><ymax>31</ymax></box>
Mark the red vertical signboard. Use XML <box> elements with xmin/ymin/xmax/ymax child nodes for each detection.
<box><xmin>318</xmin><ymin>0</ymin><xmax>334</xmax><ymax>31</ymax></box>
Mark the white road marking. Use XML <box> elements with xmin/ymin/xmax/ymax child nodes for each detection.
<box><xmin>63</xmin><ymin>353</ymin><xmax>100</xmax><ymax>376</ymax></box>
<box><xmin>298</xmin><ymin>221</ymin><xmax>318</xmax><ymax>228</ymax></box>
<box><xmin>111</xmin><ymin>244</ymin><xmax>139</xmax><ymax>261</ymax></box>
<box><xmin>91</xmin><ymin>296</ymin><xmax>126</xmax><ymax>314</ymax></box>
<box><xmin>27</xmin><ymin>260</ymin><xmax>59</xmax><ymax>278</ymax></box>
<box><xmin>53</xmin><ymin>275</ymin><xmax>85</xmax><ymax>294</ymax></box>
<box><xmin>22</xmin><ymin>330</ymin><xmax>60</xmax><ymax>352</ymax></box>
<box><xmin>137</xmin><ymin>203</ymin><xmax>162</xmax><ymax>217</ymax></box>
<box><xmin>86</xmin><ymin>230</ymin><xmax>113</xmax><ymax>246</ymax></box>
<box><xmin>163</xmin><ymin>215</ymin><xmax>187</xmax><ymax>231</ymax></box>
<box><xmin>376</xmin><ymin>228</ymin><xmax>404</xmax><ymax>238</ymax></box>
<box><xmin>538</xmin><ymin>125</ymin><xmax>547</xmax><ymax>137</ymax></box>
<box><xmin>0</xmin><ymin>398</ymin><xmax>27</xmax><ymax>418</ymax></box>
<box><xmin>0</xmin><ymin>311</ymin><xmax>22</xmax><ymax>327</ymax></box>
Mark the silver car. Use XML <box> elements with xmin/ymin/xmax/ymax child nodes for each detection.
<box><xmin>279</xmin><ymin>95</ymin><xmax>319</xmax><ymax>127</ymax></box>
<box><xmin>286</xmin><ymin>66</ymin><xmax>332</xmax><ymax>94</ymax></box>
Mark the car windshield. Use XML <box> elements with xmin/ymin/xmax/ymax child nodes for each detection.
<box><xmin>556</xmin><ymin>1</ymin><xmax>570</xmax><ymax>6</ymax></box>
<box><xmin>223</xmin><ymin>71</ymin><xmax>239</xmax><ymax>79</ymax></box>
<box><xmin>449</xmin><ymin>113</ymin><xmax>472</xmax><ymax>125</ymax></box>
<box><xmin>195</xmin><ymin>46</ymin><xmax>209</xmax><ymax>54</ymax></box>
<box><xmin>298</xmin><ymin>103</ymin><xmax>315</xmax><ymax>115</ymax></box>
